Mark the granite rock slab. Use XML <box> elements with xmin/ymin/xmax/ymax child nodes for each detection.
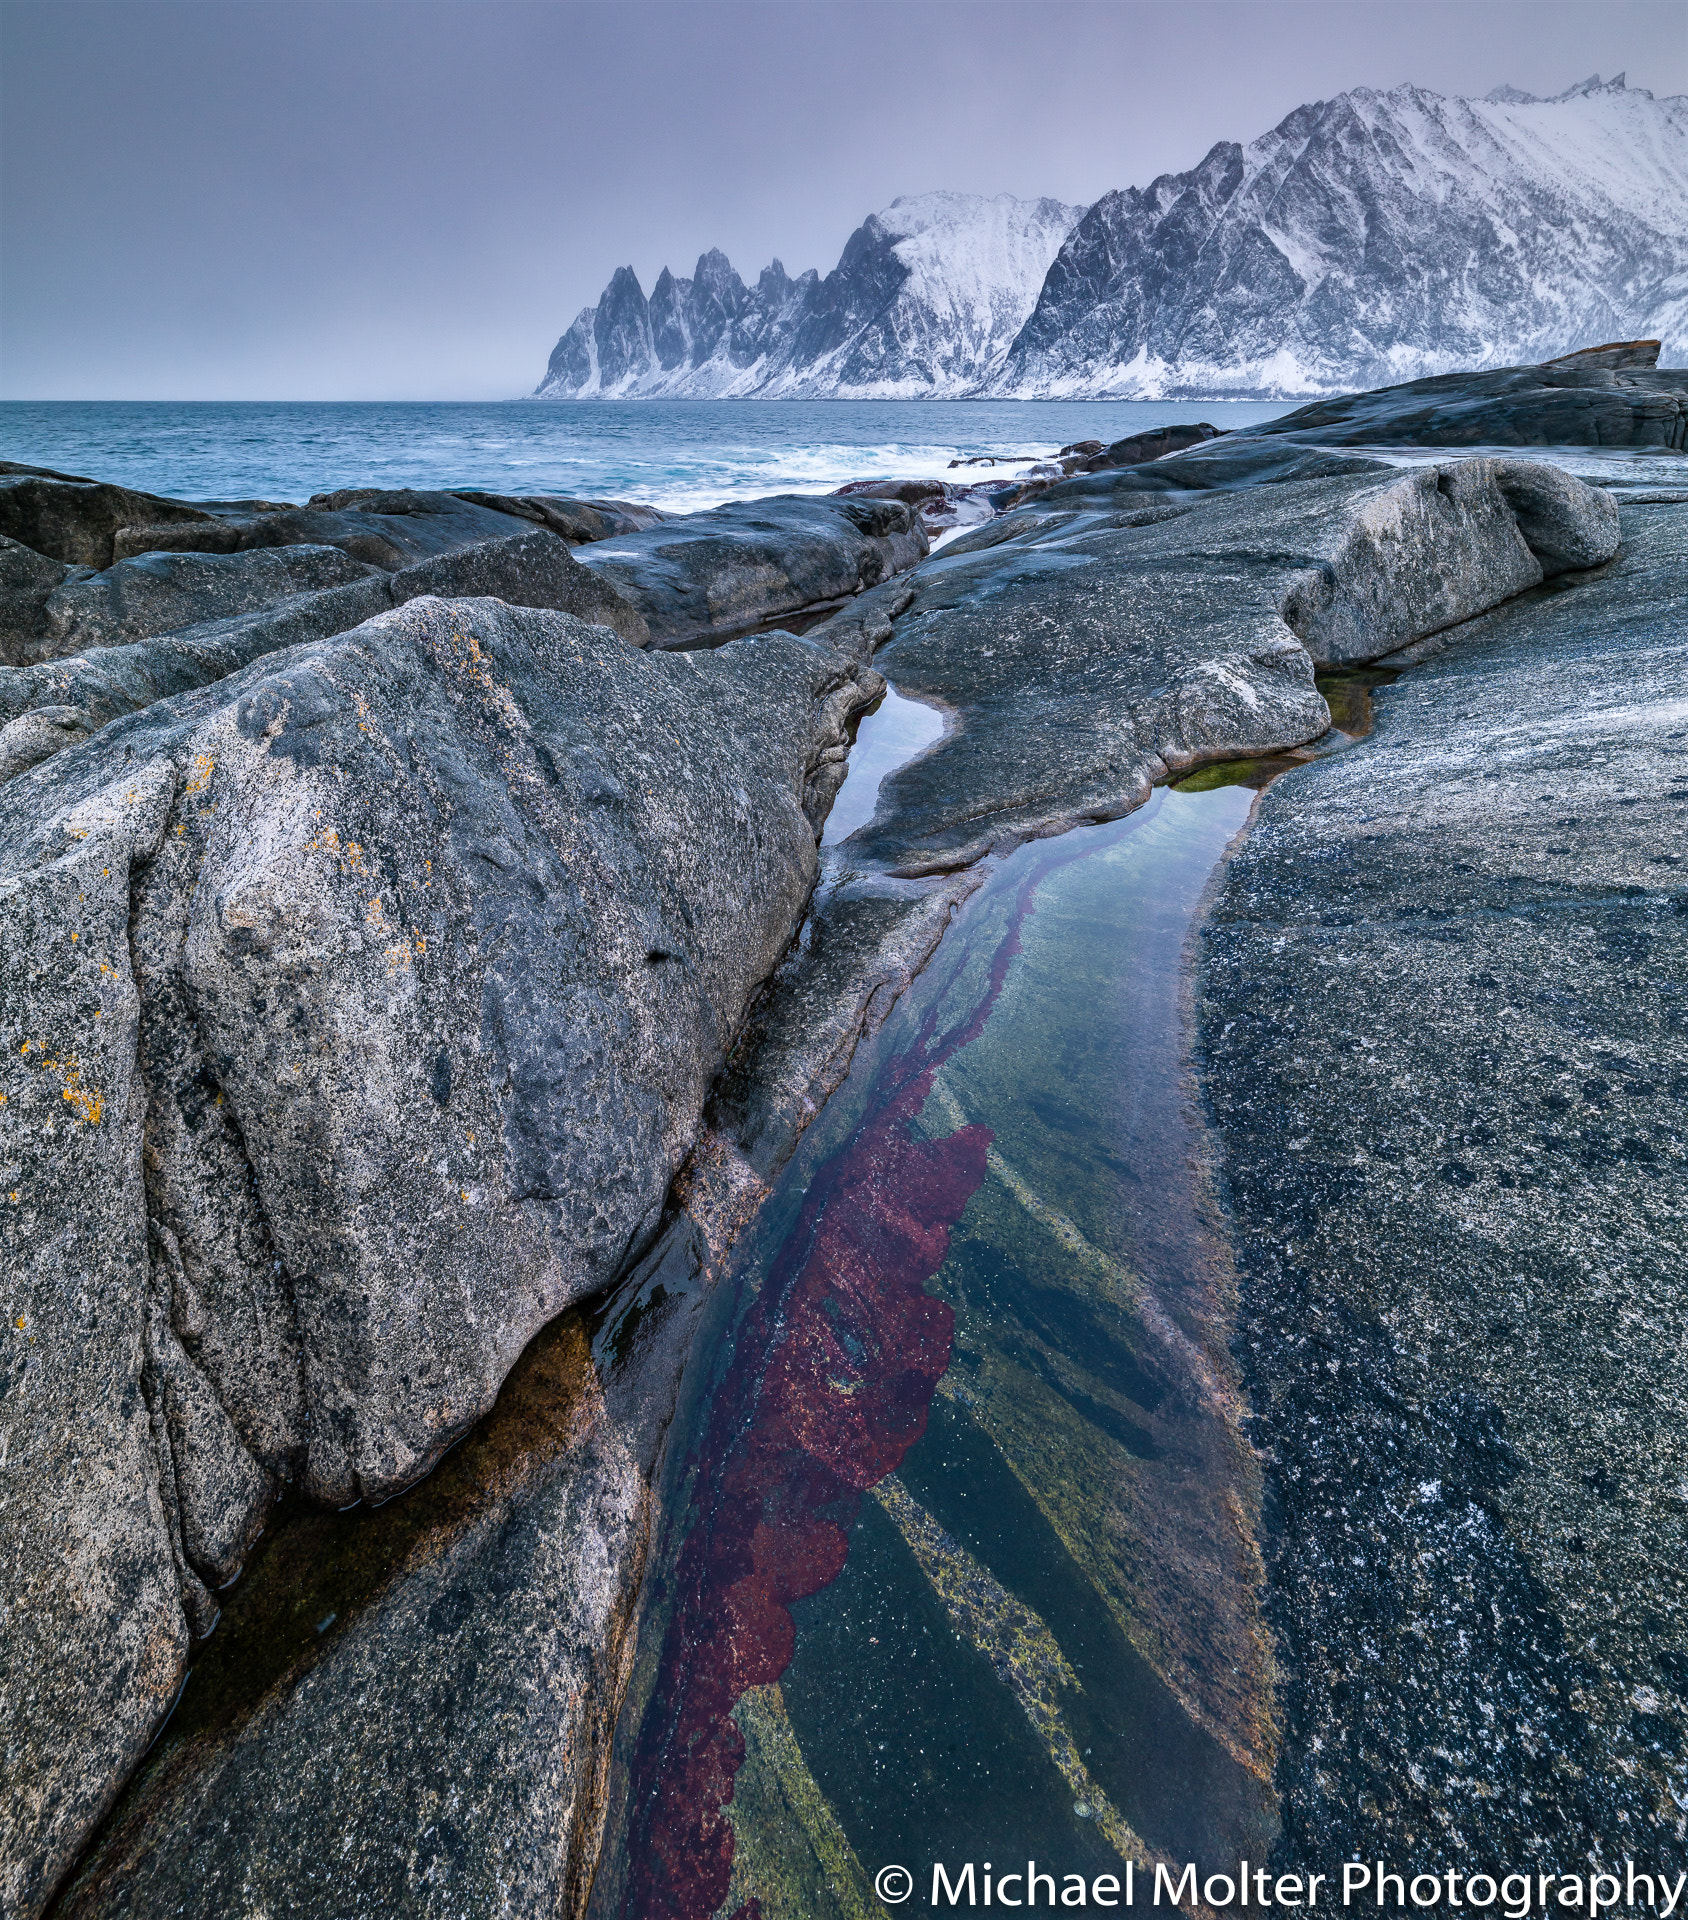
<box><xmin>20</xmin><ymin>545</ymin><xmax>383</xmax><ymax>666</ymax></box>
<box><xmin>0</xmin><ymin>595</ymin><xmax>877</xmax><ymax>1916</ymax></box>
<box><xmin>1196</xmin><ymin>501</ymin><xmax>1688</xmax><ymax>1861</ymax></box>
<box><xmin>574</xmin><ymin>493</ymin><xmax>928</xmax><ymax>649</ymax></box>
<box><xmin>851</xmin><ymin>460</ymin><xmax>1616</xmax><ymax>875</ymax></box>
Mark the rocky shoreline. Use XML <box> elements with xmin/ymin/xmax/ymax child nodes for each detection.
<box><xmin>2</xmin><ymin>345</ymin><xmax>1684</xmax><ymax>1917</ymax></box>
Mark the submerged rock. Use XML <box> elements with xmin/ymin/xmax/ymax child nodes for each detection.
<box><xmin>0</xmin><ymin>595</ymin><xmax>877</xmax><ymax>1915</ymax></box>
<box><xmin>1196</xmin><ymin>500</ymin><xmax>1688</xmax><ymax>1859</ymax></box>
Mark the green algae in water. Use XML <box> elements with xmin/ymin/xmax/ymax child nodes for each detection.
<box><xmin>1171</xmin><ymin>667</ymin><xmax>1398</xmax><ymax>792</ymax></box>
<box><xmin>746</xmin><ymin>786</ymin><xmax>1279</xmax><ymax>1895</ymax></box>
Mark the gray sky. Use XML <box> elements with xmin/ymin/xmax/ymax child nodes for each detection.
<box><xmin>2</xmin><ymin>0</ymin><xmax>1682</xmax><ymax>399</ymax></box>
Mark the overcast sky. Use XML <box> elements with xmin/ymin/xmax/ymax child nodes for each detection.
<box><xmin>1</xmin><ymin>0</ymin><xmax>1681</xmax><ymax>400</ymax></box>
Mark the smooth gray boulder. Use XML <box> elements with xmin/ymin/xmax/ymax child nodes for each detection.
<box><xmin>389</xmin><ymin>526</ymin><xmax>651</xmax><ymax>646</ymax></box>
<box><xmin>110</xmin><ymin>489</ymin><xmax>545</xmax><ymax>570</ymax></box>
<box><xmin>849</xmin><ymin>459</ymin><xmax>1616</xmax><ymax>875</ymax></box>
<box><xmin>23</xmin><ymin>544</ymin><xmax>381</xmax><ymax>665</ymax></box>
<box><xmin>1024</xmin><ymin>349</ymin><xmax>1685</xmax><ymax>515</ymax></box>
<box><xmin>451</xmin><ymin>488</ymin><xmax>671</xmax><ymax>543</ymax></box>
<box><xmin>0</xmin><ymin>533</ymin><xmax>75</xmax><ymax>664</ymax></box>
<box><xmin>574</xmin><ymin>493</ymin><xmax>928</xmax><ymax>648</ymax></box>
<box><xmin>53</xmin><ymin>1310</ymin><xmax>653</xmax><ymax>1920</ymax></box>
<box><xmin>1196</xmin><ymin>500</ymin><xmax>1688</xmax><ymax>1862</ymax></box>
<box><xmin>0</xmin><ymin>576</ymin><xmax>397</xmax><ymax>782</ymax></box>
<box><xmin>1034</xmin><ymin>443</ymin><xmax>1395</xmax><ymax>506</ymax></box>
<box><xmin>1243</xmin><ymin>342</ymin><xmax>1687</xmax><ymax>451</ymax></box>
<box><xmin>0</xmin><ymin>594</ymin><xmax>877</xmax><ymax>1917</ymax></box>
<box><xmin>0</xmin><ymin>463</ymin><xmax>219</xmax><ymax>569</ymax></box>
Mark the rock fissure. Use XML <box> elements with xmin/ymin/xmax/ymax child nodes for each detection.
<box><xmin>3</xmin><ymin>386</ymin><xmax>1673</xmax><ymax>1915</ymax></box>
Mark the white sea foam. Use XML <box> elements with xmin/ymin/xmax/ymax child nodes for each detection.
<box><xmin>0</xmin><ymin>398</ymin><xmax>1295</xmax><ymax>512</ymax></box>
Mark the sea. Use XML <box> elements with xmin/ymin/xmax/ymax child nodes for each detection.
<box><xmin>0</xmin><ymin>398</ymin><xmax>1299</xmax><ymax>511</ymax></box>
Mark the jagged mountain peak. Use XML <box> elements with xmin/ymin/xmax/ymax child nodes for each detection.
<box><xmin>534</xmin><ymin>191</ymin><xmax>1084</xmax><ymax>399</ymax></box>
<box><xmin>992</xmin><ymin>76</ymin><xmax>1687</xmax><ymax>399</ymax></box>
<box><xmin>533</xmin><ymin>78</ymin><xmax>1685</xmax><ymax>401</ymax></box>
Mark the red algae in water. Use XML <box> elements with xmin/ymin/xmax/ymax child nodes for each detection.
<box><xmin>622</xmin><ymin>849</ymin><xmax>1076</xmax><ymax>1920</ymax></box>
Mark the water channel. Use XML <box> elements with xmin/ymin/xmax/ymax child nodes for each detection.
<box><xmin>593</xmin><ymin>766</ymin><xmax>1288</xmax><ymax>1919</ymax></box>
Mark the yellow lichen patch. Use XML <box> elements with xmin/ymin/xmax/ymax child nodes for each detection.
<box><xmin>305</xmin><ymin>825</ymin><xmax>366</xmax><ymax>874</ymax></box>
<box><xmin>183</xmin><ymin>751</ymin><xmax>216</xmax><ymax>796</ymax></box>
<box><xmin>20</xmin><ymin>1043</ymin><xmax>104</xmax><ymax>1125</ymax></box>
<box><xmin>62</xmin><ymin>1081</ymin><xmax>104</xmax><ymax>1126</ymax></box>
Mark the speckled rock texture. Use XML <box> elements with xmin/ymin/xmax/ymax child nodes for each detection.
<box><xmin>0</xmin><ymin>595</ymin><xmax>877</xmax><ymax>1917</ymax></box>
<box><xmin>1196</xmin><ymin>502</ymin><xmax>1688</xmax><ymax>1863</ymax></box>
<box><xmin>0</xmin><ymin>535</ymin><xmax>648</xmax><ymax>788</ymax></box>
<box><xmin>573</xmin><ymin>493</ymin><xmax>929</xmax><ymax>648</ymax></box>
<box><xmin>51</xmin><ymin>1311</ymin><xmax>655</xmax><ymax>1920</ymax></box>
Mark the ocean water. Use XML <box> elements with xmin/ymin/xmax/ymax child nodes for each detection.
<box><xmin>0</xmin><ymin>399</ymin><xmax>1296</xmax><ymax>514</ymax></box>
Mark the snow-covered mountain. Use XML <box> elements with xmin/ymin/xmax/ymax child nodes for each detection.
<box><xmin>534</xmin><ymin>193</ymin><xmax>1084</xmax><ymax>398</ymax></box>
<box><xmin>993</xmin><ymin>74</ymin><xmax>1688</xmax><ymax>398</ymax></box>
<box><xmin>534</xmin><ymin>76</ymin><xmax>1687</xmax><ymax>402</ymax></box>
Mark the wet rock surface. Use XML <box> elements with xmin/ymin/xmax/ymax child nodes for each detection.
<box><xmin>573</xmin><ymin>494</ymin><xmax>928</xmax><ymax>648</ymax></box>
<box><xmin>0</xmin><ymin>594</ymin><xmax>877</xmax><ymax>1914</ymax></box>
<box><xmin>1196</xmin><ymin>502</ymin><xmax>1688</xmax><ymax>1861</ymax></box>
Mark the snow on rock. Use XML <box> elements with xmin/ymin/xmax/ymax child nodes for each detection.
<box><xmin>535</xmin><ymin>78</ymin><xmax>1686</xmax><ymax>403</ymax></box>
<box><xmin>533</xmin><ymin>193</ymin><xmax>1083</xmax><ymax>400</ymax></box>
<box><xmin>990</xmin><ymin>75</ymin><xmax>1688</xmax><ymax>399</ymax></box>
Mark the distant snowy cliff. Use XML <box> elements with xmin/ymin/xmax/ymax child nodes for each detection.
<box><xmin>535</xmin><ymin>76</ymin><xmax>1688</xmax><ymax>401</ymax></box>
<box><xmin>537</xmin><ymin>193</ymin><xmax>1083</xmax><ymax>399</ymax></box>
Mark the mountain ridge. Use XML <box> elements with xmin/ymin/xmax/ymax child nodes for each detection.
<box><xmin>534</xmin><ymin>76</ymin><xmax>1688</xmax><ymax>402</ymax></box>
